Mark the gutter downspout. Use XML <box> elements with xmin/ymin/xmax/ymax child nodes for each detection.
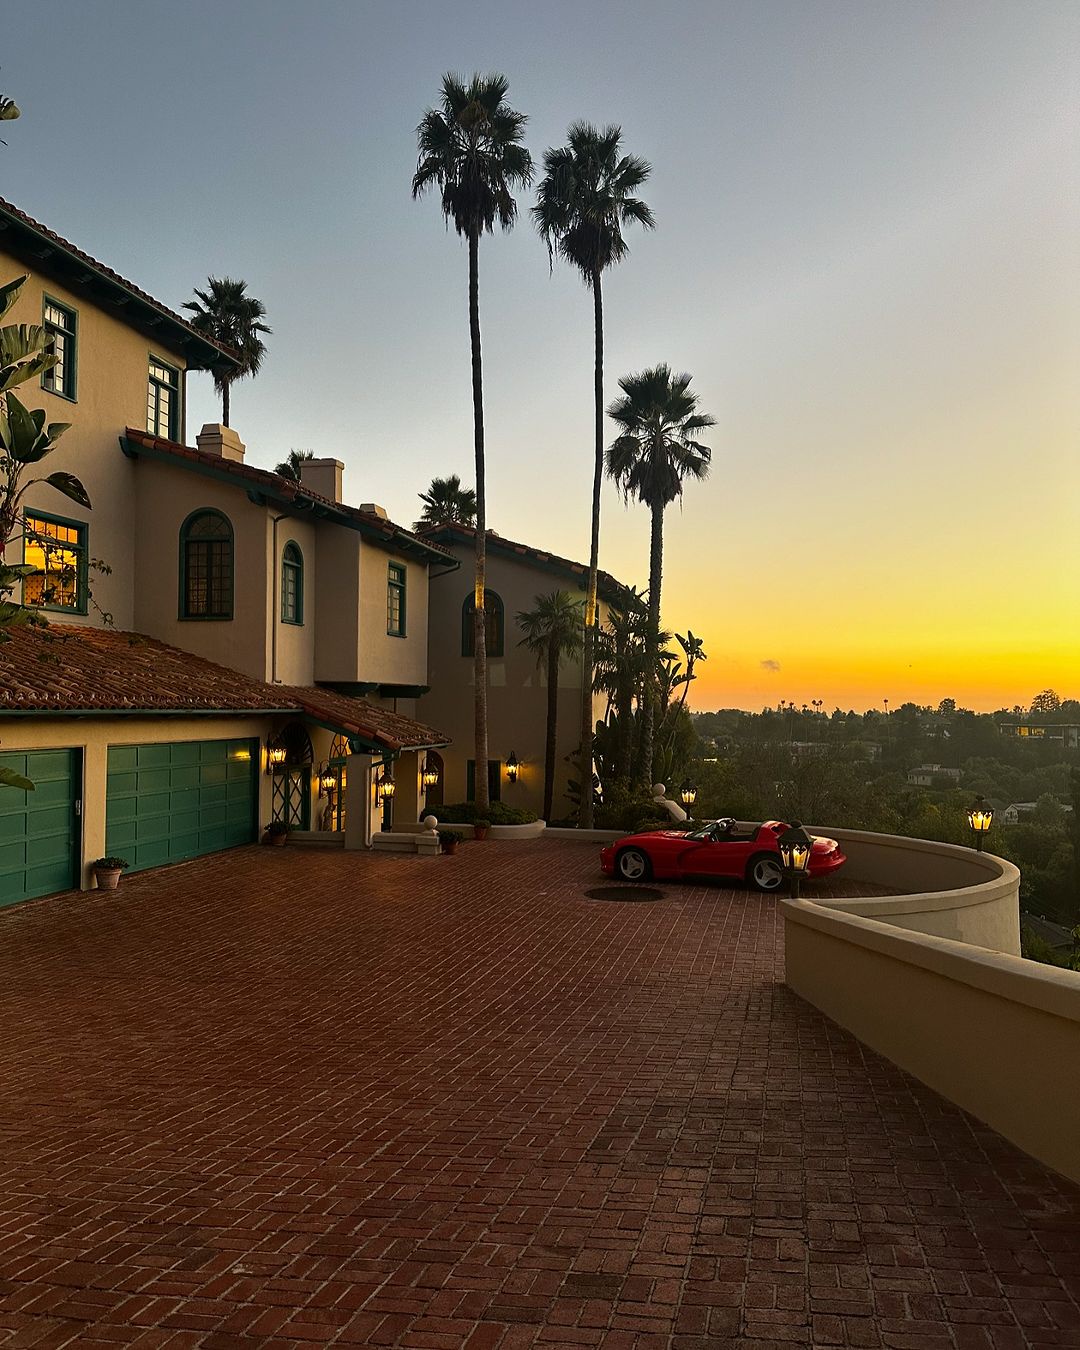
<box><xmin>271</xmin><ymin>512</ymin><xmax>288</xmax><ymax>683</ymax></box>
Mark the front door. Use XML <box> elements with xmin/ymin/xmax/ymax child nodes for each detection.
<box><xmin>272</xmin><ymin>767</ymin><xmax>310</xmax><ymax>830</ymax></box>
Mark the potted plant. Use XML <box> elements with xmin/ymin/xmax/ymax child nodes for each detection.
<box><xmin>473</xmin><ymin>818</ymin><xmax>491</xmax><ymax>842</ymax></box>
<box><xmin>264</xmin><ymin>821</ymin><xmax>289</xmax><ymax>847</ymax></box>
<box><xmin>439</xmin><ymin>829</ymin><xmax>464</xmax><ymax>856</ymax></box>
<box><xmin>91</xmin><ymin>857</ymin><xmax>129</xmax><ymax>891</ymax></box>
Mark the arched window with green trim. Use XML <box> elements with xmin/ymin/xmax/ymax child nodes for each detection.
<box><xmin>462</xmin><ymin>589</ymin><xmax>504</xmax><ymax>657</ymax></box>
<box><xmin>281</xmin><ymin>541</ymin><xmax>303</xmax><ymax>624</ymax></box>
<box><xmin>180</xmin><ymin>509</ymin><xmax>233</xmax><ymax>619</ymax></box>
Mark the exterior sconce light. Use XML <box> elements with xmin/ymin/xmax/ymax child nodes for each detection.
<box><xmin>266</xmin><ymin>745</ymin><xmax>287</xmax><ymax>775</ymax></box>
<box><xmin>967</xmin><ymin>796</ymin><xmax>993</xmax><ymax>850</ymax></box>
<box><xmin>421</xmin><ymin>758</ymin><xmax>440</xmax><ymax>791</ymax></box>
<box><xmin>506</xmin><ymin>751</ymin><xmax>520</xmax><ymax>784</ymax></box>
<box><xmin>679</xmin><ymin>780</ymin><xmax>698</xmax><ymax>807</ymax></box>
<box><xmin>778</xmin><ymin>822</ymin><xmax>814</xmax><ymax>900</ymax></box>
<box><xmin>376</xmin><ymin>769</ymin><xmax>396</xmax><ymax>803</ymax></box>
<box><xmin>318</xmin><ymin>765</ymin><xmax>336</xmax><ymax>796</ymax></box>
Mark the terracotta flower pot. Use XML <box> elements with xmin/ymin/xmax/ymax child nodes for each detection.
<box><xmin>94</xmin><ymin>868</ymin><xmax>122</xmax><ymax>891</ymax></box>
<box><xmin>269</xmin><ymin>833</ymin><xmax>287</xmax><ymax>847</ymax></box>
<box><xmin>473</xmin><ymin>826</ymin><xmax>490</xmax><ymax>841</ymax></box>
<box><xmin>442</xmin><ymin>841</ymin><xmax>458</xmax><ymax>855</ymax></box>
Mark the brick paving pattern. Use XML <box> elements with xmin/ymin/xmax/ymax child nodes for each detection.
<box><xmin>0</xmin><ymin>838</ymin><xmax>1077</xmax><ymax>1348</ymax></box>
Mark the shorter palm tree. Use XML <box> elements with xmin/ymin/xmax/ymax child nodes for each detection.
<box><xmin>183</xmin><ymin>277</ymin><xmax>271</xmax><ymax>427</ymax></box>
<box><xmin>517</xmin><ymin>591</ymin><xmax>584</xmax><ymax>820</ymax></box>
<box><xmin>414</xmin><ymin>474</ymin><xmax>477</xmax><ymax>531</ymax></box>
<box><xmin>275</xmin><ymin>449</ymin><xmax>314</xmax><ymax>482</ymax></box>
<box><xmin>607</xmin><ymin>364</ymin><xmax>714</xmax><ymax>787</ymax></box>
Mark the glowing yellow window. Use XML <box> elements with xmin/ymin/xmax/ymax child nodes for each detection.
<box><xmin>23</xmin><ymin>513</ymin><xmax>87</xmax><ymax>612</ymax></box>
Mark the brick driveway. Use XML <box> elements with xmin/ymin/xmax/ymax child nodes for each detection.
<box><xmin>1</xmin><ymin>839</ymin><xmax>1077</xmax><ymax>1349</ymax></box>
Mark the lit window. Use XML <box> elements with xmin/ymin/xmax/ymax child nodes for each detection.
<box><xmin>281</xmin><ymin>542</ymin><xmax>303</xmax><ymax>625</ymax></box>
<box><xmin>147</xmin><ymin>356</ymin><xmax>179</xmax><ymax>440</ymax></box>
<box><xmin>23</xmin><ymin>512</ymin><xmax>87</xmax><ymax>612</ymax></box>
<box><xmin>462</xmin><ymin>590</ymin><xmax>504</xmax><ymax>657</ymax></box>
<box><xmin>42</xmin><ymin>299</ymin><xmax>77</xmax><ymax>400</ymax></box>
<box><xmin>180</xmin><ymin>510</ymin><xmax>233</xmax><ymax>619</ymax></box>
<box><xmin>387</xmin><ymin>563</ymin><xmax>406</xmax><ymax>636</ymax></box>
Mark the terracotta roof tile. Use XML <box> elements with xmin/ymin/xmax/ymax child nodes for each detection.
<box><xmin>0</xmin><ymin>625</ymin><xmax>448</xmax><ymax>752</ymax></box>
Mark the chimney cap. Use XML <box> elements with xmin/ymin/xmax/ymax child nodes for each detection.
<box><xmin>359</xmin><ymin>502</ymin><xmax>388</xmax><ymax>520</ymax></box>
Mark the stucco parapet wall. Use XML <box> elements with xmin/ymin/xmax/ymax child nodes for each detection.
<box><xmin>783</xmin><ymin>898</ymin><xmax>1080</xmax><ymax>1024</ymax></box>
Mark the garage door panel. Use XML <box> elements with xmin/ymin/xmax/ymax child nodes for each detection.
<box><xmin>106</xmin><ymin>738</ymin><xmax>257</xmax><ymax>873</ymax></box>
<box><xmin>0</xmin><ymin>750</ymin><xmax>78</xmax><ymax>906</ymax></box>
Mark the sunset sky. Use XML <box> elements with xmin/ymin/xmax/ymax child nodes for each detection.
<box><xmin>4</xmin><ymin>1</ymin><xmax>1076</xmax><ymax>712</ymax></box>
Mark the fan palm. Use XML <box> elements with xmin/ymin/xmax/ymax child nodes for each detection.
<box><xmin>517</xmin><ymin>591</ymin><xmax>584</xmax><ymax>820</ymax></box>
<box><xmin>413</xmin><ymin>72</ymin><xmax>532</xmax><ymax>811</ymax></box>
<box><xmin>607</xmin><ymin>365</ymin><xmax>715</xmax><ymax>787</ymax></box>
<box><xmin>275</xmin><ymin>449</ymin><xmax>314</xmax><ymax>482</ymax></box>
<box><xmin>414</xmin><ymin>474</ymin><xmax>477</xmax><ymax>530</ymax></box>
<box><xmin>183</xmin><ymin>277</ymin><xmax>271</xmax><ymax>428</ymax></box>
<box><xmin>532</xmin><ymin>122</ymin><xmax>654</xmax><ymax>827</ymax></box>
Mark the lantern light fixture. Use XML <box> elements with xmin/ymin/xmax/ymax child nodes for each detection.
<box><xmin>778</xmin><ymin>822</ymin><xmax>814</xmax><ymax>899</ymax></box>
<box><xmin>318</xmin><ymin>764</ymin><xmax>336</xmax><ymax>796</ymax></box>
<box><xmin>679</xmin><ymin>780</ymin><xmax>698</xmax><ymax>807</ymax></box>
<box><xmin>376</xmin><ymin>768</ymin><xmax>396</xmax><ymax>802</ymax></box>
<box><xmin>421</xmin><ymin>758</ymin><xmax>440</xmax><ymax>790</ymax></box>
<box><xmin>506</xmin><ymin>751</ymin><xmax>520</xmax><ymax>784</ymax></box>
<box><xmin>266</xmin><ymin>745</ymin><xmax>287</xmax><ymax>775</ymax></box>
<box><xmin>967</xmin><ymin>796</ymin><xmax>993</xmax><ymax>850</ymax></box>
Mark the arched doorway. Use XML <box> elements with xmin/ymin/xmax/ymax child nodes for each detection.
<box><xmin>269</xmin><ymin>722</ymin><xmax>313</xmax><ymax>829</ymax></box>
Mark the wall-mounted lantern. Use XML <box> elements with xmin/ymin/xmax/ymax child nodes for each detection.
<box><xmin>506</xmin><ymin>751</ymin><xmax>520</xmax><ymax>784</ymax></box>
<box><xmin>266</xmin><ymin>745</ymin><xmax>287</xmax><ymax>775</ymax></box>
<box><xmin>967</xmin><ymin>796</ymin><xmax>993</xmax><ymax>851</ymax></box>
<box><xmin>376</xmin><ymin>768</ymin><xmax>396</xmax><ymax>802</ymax></box>
<box><xmin>679</xmin><ymin>780</ymin><xmax>698</xmax><ymax>807</ymax></box>
<box><xmin>421</xmin><ymin>758</ymin><xmax>440</xmax><ymax>791</ymax></box>
<box><xmin>778</xmin><ymin>822</ymin><xmax>814</xmax><ymax>899</ymax></box>
<box><xmin>318</xmin><ymin>764</ymin><xmax>337</xmax><ymax>796</ymax></box>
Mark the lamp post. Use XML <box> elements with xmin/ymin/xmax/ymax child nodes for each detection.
<box><xmin>679</xmin><ymin>780</ymin><xmax>697</xmax><ymax>809</ymax></box>
<box><xmin>778</xmin><ymin>822</ymin><xmax>814</xmax><ymax>900</ymax></box>
<box><xmin>967</xmin><ymin>796</ymin><xmax>993</xmax><ymax>851</ymax></box>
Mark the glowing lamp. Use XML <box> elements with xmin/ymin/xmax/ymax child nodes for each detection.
<box><xmin>778</xmin><ymin>822</ymin><xmax>814</xmax><ymax>899</ymax></box>
<box><xmin>421</xmin><ymin>758</ymin><xmax>440</xmax><ymax>790</ymax></box>
<box><xmin>266</xmin><ymin>745</ymin><xmax>287</xmax><ymax>774</ymax></box>
<box><xmin>679</xmin><ymin>780</ymin><xmax>698</xmax><ymax>807</ymax></box>
<box><xmin>506</xmin><ymin>751</ymin><xmax>520</xmax><ymax>784</ymax></box>
<box><xmin>376</xmin><ymin>769</ymin><xmax>396</xmax><ymax>802</ymax></box>
<box><xmin>967</xmin><ymin>796</ymin><xmax>993</xmax><ymax>850</ymax></box>
<box><xmin>318</xmin><ymin>766</ymin><xmax>336</xmax><ymax>795</ymax></box>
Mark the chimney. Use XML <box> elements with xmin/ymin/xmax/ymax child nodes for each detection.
<box><xmin>196</xmin><ymin>423</ymin><xmax>245</xmax><ymax>463</ymax></box>
<box><xmin>300</xmin><ymin>457</ymin><xmax>344</xmax><ymax>503</ymax></box>
<box><xmin>359</xmin><ymin>502</ymin><xmax>388</xmax><ymax>520</ymax></box>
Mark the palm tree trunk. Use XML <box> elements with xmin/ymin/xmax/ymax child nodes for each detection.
<box><xmin>639</xmin><ymin>500</ymin><xmax>665</xmax><ymax>790</ymax></box>
<box><xmin>544</xmin><ymin>640</ymin><xmax>560</xmax><ymax>821</ymax></box>
<box><xmin>578</xmin><ymin>268</ymin><xmax>604</xmax><ymax>828</ymax></box>
<box><xmin>222</xmin><ymin>380</ymin><xmax>230</xmax><ymax>429</ymax></box>
<box><xmin>469</xmin><ymin>225</ymin><xmax>489</xmax><ymax>812</ymax></box>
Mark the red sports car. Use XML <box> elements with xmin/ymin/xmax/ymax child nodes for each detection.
<box><xmin>599</xmin><ymin>818</ymin><xmax>846</xmax><ymax>892</ymax></box>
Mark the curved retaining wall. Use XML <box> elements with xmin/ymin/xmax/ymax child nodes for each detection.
<box><xmin>783</xmin><ymin>829</ymin><xmax>1080</xmax><ymax>1184</ymax></box>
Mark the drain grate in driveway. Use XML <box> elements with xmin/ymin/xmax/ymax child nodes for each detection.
<box><xmin>584</xmin><ymin>884</ymin><xmax>665</xmax><ymax>902</ymax></box>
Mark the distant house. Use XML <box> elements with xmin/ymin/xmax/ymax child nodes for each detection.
<box><xmin>1002</xmin><ymin>801</ymin><xmax>1074</xmax><ymax>826</ymax></box>
<box><xmin>907</xmin><ymin>763</ymin><xmax>961</xmax><ymax>787</ymax></box>
<box><xmin>1000</xmin><ymin>724</ymin><xmax>1080</xmax><ymax>750</ymax></box>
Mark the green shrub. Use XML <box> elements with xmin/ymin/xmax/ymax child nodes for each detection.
<box><xmin>439</xmin><ymin>801</ymin><xmax>538</xmax><ymax>826</ymax></box>
<box><xmin>594</xmin><ymin>785</ymin><xmax>673</xmax><ymax>833</ymax></box>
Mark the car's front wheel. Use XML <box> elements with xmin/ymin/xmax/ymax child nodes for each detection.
<box><xmin>747</xmin><ymin>853</ymin><xmax>785</xmax><ymax>893</ymax></box>
<box><xmin>616</xmin><ymin>847</ymin><xmax>652</xmax><ymax>882</ymax></box>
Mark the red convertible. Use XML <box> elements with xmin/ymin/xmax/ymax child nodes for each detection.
<box><xmin>599</xmin><ymin>819</ymin><xmax>846</xmax><ymax>892</ymax></box>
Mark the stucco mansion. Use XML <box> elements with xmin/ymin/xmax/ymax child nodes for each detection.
<box><xmin>0</xmin><ymin>197</ymin><xmax>624</xmax><ymax>905</ymax></box>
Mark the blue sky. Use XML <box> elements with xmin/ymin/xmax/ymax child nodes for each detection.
<box><xmin>3</xmin><ymin>0</ymin><xmax>1077</xmax><ymax>707</ymax></box>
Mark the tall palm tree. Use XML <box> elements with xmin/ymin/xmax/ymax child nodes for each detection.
<box><xmin>607</xmin><ymin>364</ymin><xmax>715</xmax><ymax>788</ymax></box>
<box><xmin>413</xmin><ymin>72</ymin><xmax>532</xmax><ymax>811</ymax></box>
<box><xmin>183</xmin><ymin>277</ymin><xmax>271</xmax><ymax>428</ymax></box>
<box><xmin>517</xmin><ymin>591</ymin><xmax>584</xmax><ymax>820</ymax></box>
<box><xmin>414</xmin><ymin>474</ymin><xmax>477</xmax><ymax>531</ymax></box>
<box><xmin>532</xmin><ymin>122</ymin><xmax>654</xmax><ymax>827</ymax></box>
<box><xmin>275</xmin><ymin>449</ymin><xmax>314</xmax><ymax>482</ymax></box>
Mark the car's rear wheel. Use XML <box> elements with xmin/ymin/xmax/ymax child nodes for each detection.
<box><xmin>616</xmin><ymin>847</ymin><xmax>652</xmax><ymax>882</ymax></box>
<box><xmin>747</xmin><ymin>853</ymin><xmax>785</xmax><ymax>893</ymax></box>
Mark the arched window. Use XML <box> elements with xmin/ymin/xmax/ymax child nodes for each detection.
<box><xmin>180</xmin><ymin>510</ymin><xmax>233</xmax><ymax>619</ymax></box>
<box><xmin>281</xmin><ymin>542</ymin><xmax>303</xmax><ymax>625</ymax></box>
<box><xmin>462</xmin><ymin>589</ymin><xmax>504</xmax><ymax>657</ymax></box>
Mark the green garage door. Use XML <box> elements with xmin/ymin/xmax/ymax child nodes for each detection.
<box><xmin>106</xmin><ymin>739</ymin><xmax>258</xmax><ymax>873</ymax></box>
<box><xmin>0</xmin><ymin>749</ymin><xmax>79</xmax><ymax>906</ymax></box>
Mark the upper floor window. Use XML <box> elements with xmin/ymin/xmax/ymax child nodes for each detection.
<box><xmin>22</xmin><ymin>511</ymin><xmax>87</xmax><ymax>613</ymax></box>
<box><xmin>147</xmin><ymin>356</ymin><xmax>179</xmax><ymax>440</ymax></box>
<box><xmin>281</xmin><ymin>542</ymin><xmax>303</xmax><ymax>625</ymax></box>
<box><xmin>462</xmin><ymin>589</ymin><xmax>504</xmax><ymax>657</ymax></box>
<box><xmin>387</xmin><ymin>562</ymin><xmax>406</xmax><ymax>636</ymax></box>
<box><xmin>41</xmin><ymin>298</ymin><xmax>77</xmax><ymax>401</ymax></box>
<box><xmin>180</xmin><ymin>509</ymin><xmax>232</xmax><ymax>619</ymax></box>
